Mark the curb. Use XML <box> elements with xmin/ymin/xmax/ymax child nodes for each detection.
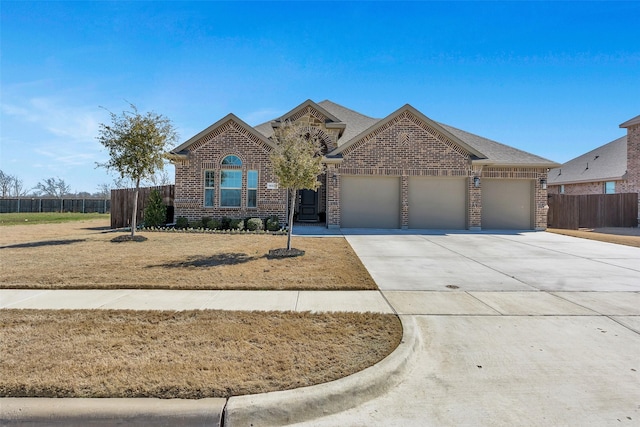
<box><xmin>0</xmin><ymin>397</ymin><xmax>226</xmax><ymax>427</ymax></box>
<box><xmin>224</xmin><ymin>315</ymin><xmax>421</xmax><ymax>426</ymax></box>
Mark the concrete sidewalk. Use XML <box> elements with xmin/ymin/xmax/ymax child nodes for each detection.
<box><xmin>0</xmin><ymin>289</ymin><xmax>394</xmax><ymax>313</ymax></box>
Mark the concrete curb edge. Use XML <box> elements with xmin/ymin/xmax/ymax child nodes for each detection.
<box><xmin>224</xmin><ymin>315</ymin><xmax>421</xmax><ymax>426</ymax></box>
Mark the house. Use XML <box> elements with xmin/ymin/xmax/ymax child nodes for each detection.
<box><xmin>547</xmin><ymin>115</ymin><xmax>640</xmax><ymax>200</ymax></box>
<box><xmin>168</xmin><ymin>100</ymin><xmax>558</xmax><ymax>230</ymax></box>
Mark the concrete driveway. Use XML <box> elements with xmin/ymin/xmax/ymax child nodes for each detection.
<box><xmin>298</xmin><ymin>231</ymin><xmax>640</xmax><ymax>426</ymax></box>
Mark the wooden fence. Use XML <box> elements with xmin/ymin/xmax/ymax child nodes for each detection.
<box><xmin>0</xmin><ymin>198</ymin><xmax>110</xmax><ymax>214</ymax></box>
<box><xmin>547</xmin><ymin>193</ymin><xmax>638</xmax><ymax>229</ymax></box>
<box><xmin>110</xmin><ymin>185</ymin><xmax>175</xmax><ymax>229</ymax></box>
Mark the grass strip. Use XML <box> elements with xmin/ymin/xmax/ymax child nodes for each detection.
<box><xmin>0</xmin><ymin>309</ymin><xmax>402</xmax><ymax>399</ymax></box>
<box><xmin>0</xmin><ymin>213</ymin><xmax>110</xmax><ymax>226</ymax></box>
<box><xmin>547</xmin><ymin>228</ymin><xmax>640</xmax><ymax>248</ymax></box>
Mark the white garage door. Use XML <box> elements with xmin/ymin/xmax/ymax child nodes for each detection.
<box><xmin>482</xmin><ymin>179</ymin><xmax>533</xmax><ymax>229</ymax></box>
<box><xmin>341</xmin><ymin>176</ymin><xmax>401</xmax><ymax>228</ymax></box>
<box><xmin>408</xmin><ymin>177</ymin><xmax>466</xmax><ymax>229</ymax></box>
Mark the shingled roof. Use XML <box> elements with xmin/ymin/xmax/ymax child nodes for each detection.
<box><xmin>547</xmin><ymin>136</ymin><xmax>628</xmax><ymax>185</ymax></box>
<box><xmin>182</xmin><ymin>99</ymin><xmax>558</xmax><ymax>167</ymax></box>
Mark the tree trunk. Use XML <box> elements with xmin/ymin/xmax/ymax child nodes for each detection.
<box><xmin>131</xmin><ymin>181</ymin><xmax>139</xmax><ymax>237</ymax></box>
<box><xmin>287</xmin><ymin>188</ymin><xmax>296</xmax><ymax>251</ymax></box>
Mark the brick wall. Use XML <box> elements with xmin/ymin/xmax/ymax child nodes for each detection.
<box><xmin>174</xmin><ymin>119</ymin><xmax>287</xmax><ymax>223</ymax></box>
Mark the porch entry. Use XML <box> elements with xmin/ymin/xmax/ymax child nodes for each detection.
<box><xmin>297</xmin><ymin>189</ymin><xmax>319</xmax><ymax>221</ymax></box>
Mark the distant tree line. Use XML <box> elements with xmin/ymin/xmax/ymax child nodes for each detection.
<box><xmin>0</xmin><ymin>169</ymin><xmax>172</xmax><ymax>199</ymax></box>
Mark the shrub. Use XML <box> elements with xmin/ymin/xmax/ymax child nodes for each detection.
<box><xmin>265</xmin><ymin>215</ymin><xmax>280</xmax><ymax>231</ymax></box>
<box><xmin>144</xmin><ymin>189</ymin><xmax>167</xmax><ymax>227</ymax></box>
<box><xmin>207</xmin><ymin>218</ymin><xmax>222</xmax><ymax>230</ymax></box>
<box><xmin>229</xmin><ymin>218</ymin><xmax>244</xmax><ymax>230</ymax></box>
<box><xmin>201</xmin><ymin>217</ymin><xmax>212</xmax><ymax>228</ymax></box>
<box><xmin>246</xmin><ymin>217</ymin><xmax>264</xmax><ymax>231</ymax></box>
<box><xmin>175</xmin><ymin>217</ymin><xmax>189</xmax><ymax>229</ymax></box>
<box><xmin>190</xmin><ymin>220</ymin><xmax>205</xmax><ymax>229</ymax></box>
<box><xmin>220</xmin><ymin>216</ymin><xmax>232</xmax><ymax>230</ymax></box>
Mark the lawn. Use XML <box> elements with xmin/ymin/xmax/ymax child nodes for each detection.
<box><xmin>0</xmin><ymin>212</ymin><xmax>109</xmax><ymax>226</ymax></box>
<box><xmin>0</xmin><ymin>309</ymin><xmax>402</xmax><ymax>398</ymax></box>
<box><xmin>0</xmin><ymin>216</ymin><xmax>399</xmax><ymax>399</ymax></box>
<box><xmin>0</xmin><ymin>218</ymin><xmax>377</xmax><ymax>290</ymax></box>
<box><xmin>547</xmin><ymin>227</ymin><xmax>640</xmax><ymax>248</ymax></box>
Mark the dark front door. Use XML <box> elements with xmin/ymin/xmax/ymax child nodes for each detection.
<box><xmin>298</xmin><ymin>189</ymin><xmax>318</xmax><ymax>221</ymax></box>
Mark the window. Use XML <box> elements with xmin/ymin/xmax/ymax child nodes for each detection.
<box><xmin>221</xmin><ymin>170</ymin><xmax>242</xmax><ymax>207</ymax></box>
<box><xmin>204</xmin><ymin>171</ymin><xmax>215</xmax><ymax>207</ymax></box>
<box><xmin>247</xmin><ymin>170</ymin><xmax>258</xmax><ymax>208</ymax></box>
<box><xmin>222</xmin><ymin>155</ymin><xmax>242</xmax><ymax>166</ymax></box>
<box><xmin>560</xmin><ymin>185</ymin><xmax>565</xmax><ymax>194</ymax></box>
<box><xmin>605</xmin><ymin>181</ymin><xmax>615</xmax><ymax>194</ymax></box>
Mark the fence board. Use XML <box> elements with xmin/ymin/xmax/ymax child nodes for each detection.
<box><xmin>110</xmin><ymin>185</ymin><xmax>174</xmax><ymax>229</ymax></box>
<box><xmin>548</xmin><ymin>193</ymin><xmax>638</xmax><ymax>229</ymax></box>
<box><xmin>0</xmin><ymin>198</ymin><xmax>110</xmax><ymax>214</ymax></box>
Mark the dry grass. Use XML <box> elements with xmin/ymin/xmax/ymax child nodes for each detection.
<box><xmin>0</xmin><ymin>309</ymin><xmax>403</xmax><ymax>398</ymax></box>
<box><xmin>0</xmin><ymin>219</ymin><xmax>376</xmax><ymax>290</ymax></box>
<box><xmin>547</xmin><ymin>227</ymin><xmax>640</xmax><ymax>248</ymax></box>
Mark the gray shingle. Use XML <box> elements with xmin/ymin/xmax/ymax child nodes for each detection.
<box><xmin>548</xmin><ymin>136</ymin><xmax>627</xmax><ymax>184</ymax></box>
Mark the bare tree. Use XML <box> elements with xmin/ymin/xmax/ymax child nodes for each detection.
<box><xmin>0</xmin><ymin>170</ymin><xmax>13</xmax><ymax>198</ymax></box>
<box><xmin>270</xmin><ymin>121</ymin><xmax>325</xmax><ymax>251</ymax></box>
<box><xmin>96</xmin><ymin>183</ymin><xmax>112</xmax><ymax>199</ymax></box>
<box><xmin>34</xmin><ymin>177</ymin><xmax>71</xmax><ymax>198</ymax></box>
<box><xmin>96</xmin><ymin>103</ymin><xmax>178</xmax><ymax>237</ymax></box>
<box><xmin>10</xmin><ymin>177</ymin><xmax>27</xmax><ymax>197</ymax></box>
<box><xmin>147</xmin><ymin>168</ymin><xmax>172</xmax><ymax>186</ymax></box>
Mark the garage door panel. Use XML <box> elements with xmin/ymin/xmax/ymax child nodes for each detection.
<box><xmin>341</xmin><ymin>176</ymin><xmax>400</xmax><ymax>228</ymax></box>
<box><xmin>482</xmin><ymin>179</ymin><xmax>533</xmax><ymax>229</ymax></box>
<box><xmin>408</xmin><ymin>177</ymin><xmax>466</xmax><ymax>229</ymax></box>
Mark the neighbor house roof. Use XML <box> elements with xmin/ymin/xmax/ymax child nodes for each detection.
<box><xmin>620</xmin><ymin>114</ymin><xmax>640</xmax><ymax>128</ymax></box>
<box><xmin>547</xmin><ymin>136</ymin><xmax>628</xmax><ymax>185</ymax></box>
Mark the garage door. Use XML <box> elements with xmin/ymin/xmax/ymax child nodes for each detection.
<box><xmin>482</xmin><ymin>179</ymin><xmax>533</xmax><ymax>229</ymax></box>
<box><xmin>341</xmin><ymin>176</ymin><xmax>401</xmax><ymax>228</ymax></box>
<box><xmin>408</xmin><ymin>177</ymin><xmax>466</xmax><ymax>229</ymax></box>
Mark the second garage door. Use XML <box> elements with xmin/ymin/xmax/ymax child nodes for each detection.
<box><xmin>341</xmin><ymin>176</ymin><xmax>401</xmax><ymax>228</ymax></box>
<box><xmin>408</xmin><ymin>177</ymin><xmax>467</xmax><ymax>229</ymax></box>
<box><xmin>482</xmin><ymin>179</ymin><xmax>533</xmax><ymax>229</ymax></box>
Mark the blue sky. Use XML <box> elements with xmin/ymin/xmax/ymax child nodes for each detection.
<box><xmin>1</xmin><ymin>1</ymin><xmax>639</xmax><ymax>194</ymax></box>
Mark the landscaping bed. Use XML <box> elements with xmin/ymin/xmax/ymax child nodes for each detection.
<box><xmin>547</xmin><ymin>227</ymin><xmax>640</xmax><ymax>248</ymax></box>
<box><xmin>0</xmin><ymin>309</ymin><xmax>403</xmax><ymax>398</ymax></box>
<box><xmin>0</xmin><ymin>218</ymin><xmax>377</xmax><ymax>290</ymax></box>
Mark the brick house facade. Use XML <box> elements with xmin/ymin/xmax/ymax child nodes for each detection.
<box><xmin>548</xmin><ymin>115</ymin><xmax>640</xmax><ymax>211</ymax></box>
<box><xmin>169</xmin><ymin>100</ymin><xmax>557</xmax><ymax>230</ymax></box>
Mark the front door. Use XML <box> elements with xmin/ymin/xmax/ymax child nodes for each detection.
<box><xmin>298</xmin><ymin>189</ymin><xmax>318</xmax><ymax>221</ymax></box>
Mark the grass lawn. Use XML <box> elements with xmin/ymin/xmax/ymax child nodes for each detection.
<box><xmin>0</xmin><ymin>309</ymin><xmax>402</xmax><ymax>398</ymax></box>
<box><xmin>0</xmin><ymin>212</ymin><xmax>109</xmax><ymax>226</ymax></box>
<box><xmin>547</xmin><ymin>227</ymin><xmax>640</xmax><ymax>248</ymax></box>
<box><xmin>0</xmin><ymin>218</ymin><xmax>377</xmax><ymax>290</ymax></box>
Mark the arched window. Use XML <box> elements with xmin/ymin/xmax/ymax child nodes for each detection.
<box><xmin>222</xmin><ymin>155</ymin><xmax>242</xmax><ymax>166</ymax></box>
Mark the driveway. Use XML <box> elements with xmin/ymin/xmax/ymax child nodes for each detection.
<box><xmin>297</xmin><ymin>231</ymin><xmax>640</xmax><ymax>426</ymax></box>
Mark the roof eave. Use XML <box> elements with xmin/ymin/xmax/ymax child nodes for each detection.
<box><xmin>170</xmin><ymin>113</ymin><xmax>275</xmax><ymax>153</ymax></box>
<box><xmin>620</xmin><ymin>114</ymin><xmax>640</xmax><ymax>128</ymax></box>
<box><xmin>329</xmin><ymin>104</ymin><xmax>488</xmax><ymax>159</ymax></box>
<box><xmin>471</xmin><ymin>159</ymin><xmax>560</xmax><ymax>169</ymax></box>
<box><xmin>548</xmin><ymin>175</ymin><xmax>627</xmax><ymax>186</ymax></box>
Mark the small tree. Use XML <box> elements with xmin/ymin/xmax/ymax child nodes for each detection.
<box><xmin>270</xmin><ymin>121</ymin><xmax>325</xmax><ymax>250</ymax></box>
<box><xmin>0</xmin><ymin>170</ymin><xmax>13</xmax><ymax>198</ymax></box>
<box><xmin>96</xmin><ymin>104</ymin><xmax>177</xmax><ymax>237</ymax></box>
<box><xmin>143</xmin><ymin>189</ymin><xmax>167</xmax><ymax>227</ymax></box>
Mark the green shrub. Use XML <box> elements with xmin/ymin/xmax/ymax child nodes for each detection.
<box><xmin>201</xmin><ymin>217</ymin><xmax>212</xmax><ymax>228</ymax></box>
<box><xmin>229</xmin><ymin>218</ymin><xmax>244</xmax><ymax>230</ymax></box>
<box><xmin>245</xmin><ymin>217</ymin><xmax>264</xmax><ymax>231</ymax></box>
<box><xmin>265</xmin><ymin>215</ymin><xmax>280</xmax><ymax>231</ymax></box>
<box><xmin>175</xmin><ymin>217</ymin><xmax>189</xmax><ymax>229</ymax></box>
<box><xmin>207</xmin><ymin>218</ymin><xmax>222</xmax><ymax>230</ymax></box>
<box><xmin>220</xmin><ymin>216</ymin><xmax>232</xmax><ymax>230</ymax></box>
<box><xmin>144</xmin><ymin>189</ymin><xmax>167</xmax><ymax>227</ymax></box>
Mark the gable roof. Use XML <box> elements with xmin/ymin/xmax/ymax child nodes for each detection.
<box><xmin>173</xmin><ymin>99</ymin><xmax>558</xmax><ymax>167</ymax></box>
<box><xmin>170</xmin><ymin>113</ymin><xmax>274</xmax><ymax>156</ymax></box>
<box><xmin>547</xmin><ymin>136</ymin><xmax>627</xmax><ymax>185</ymax></box>
<box><xmin>328</xmin><ymin>104</ymin><xmax>487</xmax><ymax>159</ymax></box>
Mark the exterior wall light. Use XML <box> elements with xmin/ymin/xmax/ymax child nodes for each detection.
<box><xmin>540</xmin><ymin>178</ymin><xmax>547</xmax><ymax>190</ymax></box>
<box><xmin>473</xmin><ymin>176</ymin><xmax>480</xmax><ymax>188</ymax></box>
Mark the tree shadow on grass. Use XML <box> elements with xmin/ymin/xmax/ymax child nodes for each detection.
<box><xmin>150</xmin><ymin>252</ymin><xmax>263</xmax><ymax>268</ymax></box>
<box><xmin>0</xmin><ymin>239</ymin><xmax>86</xmax><ymax>250</ymax></box>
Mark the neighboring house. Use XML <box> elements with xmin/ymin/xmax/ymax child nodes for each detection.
<box><xmin>168</xmin><ymin>100</ymin><xmax>558</xmax><ymax>230</ymax></box>
<box><xmin>548</xmin><ymin>115</ymin><xmax>640</xmax><ymax>200</ymax></box>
